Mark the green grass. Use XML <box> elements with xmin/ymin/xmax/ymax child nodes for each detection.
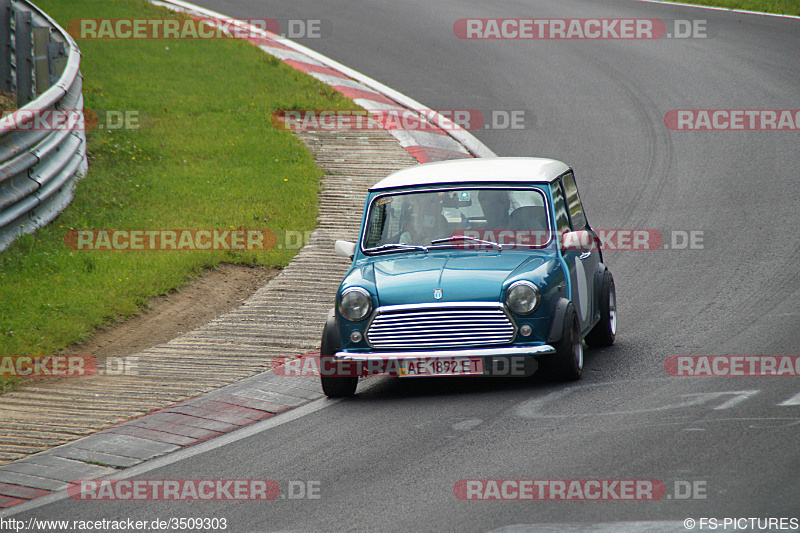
<box><xmin>0</xmin><ymin>0</ymin><xmax>356</xmax><ymax>387</ymax></box>
<box><xmin>663</xmin><ymin>0</ymin><xmax>800</xmax><ymax>16</ymax></box>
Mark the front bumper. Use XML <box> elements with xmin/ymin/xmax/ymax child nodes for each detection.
<box><xmin>333</xmin><ymin>345</ymin><xmax>555</xmax><ymax>377</ymax></box>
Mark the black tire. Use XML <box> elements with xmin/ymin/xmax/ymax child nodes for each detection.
<box><xmin>319</xmin><ymin>319</ymin><xmax>357</xmax><ymax>398</ymax></box>
<box><xmin>545</xmin><ymin>305</ymin><xmax>583</xmax><ymax>381</ymax></box>
<box><xmin>585</xmin><ymin>270</ymin><xmax>616</xmax><ymax>348</ymax></box>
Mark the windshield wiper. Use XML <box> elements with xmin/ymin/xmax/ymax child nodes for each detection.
<box><xmin>431</xmin><ymin>235</ymin><xmax>502</xmax><ymax>251</ymax></box>
<box><xmin>363</xmin><ymin>243</ymin><xmax>429</xmax><ymax>254</ymax></box>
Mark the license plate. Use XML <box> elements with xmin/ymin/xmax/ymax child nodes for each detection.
<box><xmin>399</xmin><ymin>357</ymin><xmax>484</xmax><ymax>377</ymax></box>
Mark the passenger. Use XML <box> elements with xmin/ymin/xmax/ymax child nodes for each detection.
<box><xmin>478</xmin><ymin>190</ymin><xmax>511</xmax><ymax>229</ymax></box>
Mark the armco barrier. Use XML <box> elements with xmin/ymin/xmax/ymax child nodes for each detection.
<box><xmin>0</xmin><ymin>0</ymin><xmax>86</xmax><ymax>252</ymax></box>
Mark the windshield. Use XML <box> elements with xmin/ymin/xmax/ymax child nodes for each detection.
<box><xmin>362</xmin><ymin>187</ymin><xmax>552</xmax><ymax>252</ymax></box>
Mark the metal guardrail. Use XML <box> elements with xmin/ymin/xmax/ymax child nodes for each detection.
<box><xmin>0</xmin><ymin>0</ymin><xmax>86</xmax><ymax>252</ymax></box>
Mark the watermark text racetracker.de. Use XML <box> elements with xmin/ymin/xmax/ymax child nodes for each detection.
<box><xmin>453</xmin><ymin>18</ymin><xmax>708</xmax><ymax>39</ymax></box>
<box><xmin>67</xmin><ymin>479</ymin><xmax>321</xmax><ymax>500</ymax></box>
<box><xmin>446</xmin><ymin>229</ymin><xmax>703</xmax><ymax>251</ymax></box>
<box><xmin>272</xmin><ymin>353</ymin><xmax>536</xmax><ymax>378</ymax></box>
<box><xmin>272</xmin><ymin>109</ymin><xmax>529</xmax><ymax>132</ymax></box>
<box><xmin>67</xmin><ymin>18</ymin><xmax>326</xmax><ymax>39</ymax></box>
<box><xmin>0</xmin><ymin>109</ymin><xmax>148</xmax><ymax>131</ymax></box>
<box><xmin>453</xmin><ymin>479</ymin><xmax>707</xmax><ymax>500</ymax></box>
<box><xmin>665</xmin><ymin>109</ymin><xmax>800</xmax><ymax>131</ymax></box>
<box><xmin>666</xmin><ymin>356</ymin><xmax>800</xmax><ymax>377</ymax></box>
<box><xmin>64</xmin><ymin>229</ymin><xmax>276</xmax><ymax>251</ymax></box>
<box><xmin>0</xmin><ymin>355</ymin><xmax>139</xmax><ymax>377</ymax></box>
<box><xmin>0</xmin><ymin>355</ymin><xmax>94</xmax><ymax>377</ymax></box>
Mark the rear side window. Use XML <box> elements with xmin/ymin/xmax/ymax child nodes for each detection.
<box><xmin>561</xmin><ymin>172</ymin><xmax>587</xmax><ymax>230</ymax></box>
<box><xmin>551</xmin><ymin>182</ymin><xmax>571</xmax><ymax>234</ymax></box>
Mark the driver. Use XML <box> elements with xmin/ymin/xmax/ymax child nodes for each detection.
<box><xmin>399</xmin><ymin>193</ymin><xmax>448</xmax><ymax>245</ymax></box>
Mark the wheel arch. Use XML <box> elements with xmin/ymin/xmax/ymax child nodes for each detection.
<box><xmin>547</xmin><ymin>298</ymin><xmax>576</xmax><ymax>343</ymax></box>
<box><xmin>321</xmin><ymin>308</ymin><xmax>341</xmax><ymax>356</ymax></box>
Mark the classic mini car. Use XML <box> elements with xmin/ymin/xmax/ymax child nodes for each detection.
<box><xmin>320</xmin><ymin>157</ymin><xmax>616</xmax><ymax>397</ymax></box>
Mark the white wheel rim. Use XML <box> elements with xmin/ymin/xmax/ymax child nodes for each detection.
<box><xmin>609</xmin><ymin>288</ymin><xmax>617</xmax><ymax>335</ymax></box>
<box><xmin>573</xmin><ymin>320</ymin><xmax>583</xmax><ymax>370</ymax></box>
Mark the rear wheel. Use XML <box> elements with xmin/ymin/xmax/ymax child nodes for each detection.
<box><xmin>319</xmin><ymin>320</ymin><xmax>357</xmax><ymax>398</ymax></box>
<box><xmin>545</xmin><ymin>305</ymin><xmax>583</xmax><ymax>381</ymax></box>
<box><xmin>585</xmin><ymin>270</ymin><xmax>616</xmax><ymax>348</ymax></box>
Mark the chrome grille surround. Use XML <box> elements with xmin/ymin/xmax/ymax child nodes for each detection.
<box><xmin>365</xmin><ymin>302</ymin><xmax>517</xmax><ymax>350</ymax></box>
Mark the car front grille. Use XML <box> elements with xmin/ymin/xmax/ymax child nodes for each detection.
<box><xmin>366</xmin><ymin>304</ymin><xmax>516</xmax><ymax>349</ymax></box>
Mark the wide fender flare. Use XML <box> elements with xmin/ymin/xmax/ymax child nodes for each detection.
<box><xmin>321</xmin><ymin>308</ymin><xmax>341</xmax><ymax>356</ymax></box>
<box><xmin>593</xmin><ymin>263</ymin><xmax>609</xmax><ymax>308</ymax></box>
<box><xmin>547</xmin><ymin>299</ymin><xmax>576</xmax><ymax>344</ymax></box>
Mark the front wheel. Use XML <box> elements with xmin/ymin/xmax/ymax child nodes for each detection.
<box><xmin>545</xmin><ymin>305</ymin><xmax>583</xmax><ymax>381</ymax></box>
<box><xmin>585</xmin><ymin>270</ymin><xmax>616</xmax><ymax>348</ymax></box>
<box><xmin>319</xmin><ymin>318</ymin><xmax>357</xmax><ymax>398</ymax></box>
<box><xmin>320</xmin><ymin>358</ymin><xmax>358</xmax><ymax>397</ymax></box>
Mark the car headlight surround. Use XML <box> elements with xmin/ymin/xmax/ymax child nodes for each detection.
<box><xmin>338</xmin><ymin>287</ymin><xmax>373</xmax><ymax>322</ymax></box>
<box><xmin>506</xmin><ymin>281</ymin><xmax>540</xmax><ymax>315</ymax></box>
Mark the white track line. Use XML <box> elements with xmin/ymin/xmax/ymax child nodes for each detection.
<box><xmin>1</xmin><ymin>398</ymin><xmax>337</xmax><ymax>516</ymax></box>
<box><xmin>778</xmin><ymin>392</ymin><xmax>800</xmax><ymax>406</ymax></box>
<box><xmin>635</xmin><ymin>0</ymin><xmax>800</xmax><ymax>21</ymax></box>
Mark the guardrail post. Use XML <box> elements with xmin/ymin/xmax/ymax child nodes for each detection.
<box><xmin>0</xmin><ymin>0</ymin><xmax>11</xmax><ymax>93</ymax></box>
<box><xmin>33</xmin><ymin>24</ymin><xmax>49</xmax><ymax>95</ymax></box>
<box><xmin>47</xmin><ymin>40</ymin><xmax>65</xmax><ymax>86</ymax></box>
<box><xmin>14</xmin><ymin>8</ymin><xmax>33</xmax><ymax>106</ymax></box>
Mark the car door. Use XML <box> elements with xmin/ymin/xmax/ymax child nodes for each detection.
<box><xmin>556</xmin><ymin>173</ymin><xmax>600</xmax><ymax>334</ymax></box>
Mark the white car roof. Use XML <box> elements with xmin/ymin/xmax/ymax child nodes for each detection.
<box><xmin>370</xmin><ymin>157</ymin><xmax>571</xmax><ymax>191</ymax></box>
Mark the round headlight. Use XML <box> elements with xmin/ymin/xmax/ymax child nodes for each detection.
<box><xmin>506</xmin><ymin>281</ymin><xmax>540</xmax><ymax>315</ymax></box>
<box><xmin>338</xmin><ymin>287</ymin><xmax>372</xmax><ymax>322</ymax></box>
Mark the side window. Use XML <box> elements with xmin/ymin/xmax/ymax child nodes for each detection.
<box><xmin>551</xmin><ymin>181</ymin><xmax>571</xmax><ymax>234</ymax></box>
<box><xmin>561</xmin><ymin>172</ymin><xmax>587</xmax><ymax>230</ymax></box>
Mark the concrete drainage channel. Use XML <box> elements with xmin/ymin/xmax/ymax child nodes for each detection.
<box><xmin>0</xmin><ymin>0</ymin><xmax>495</xmax><ymax>511</ymax></box>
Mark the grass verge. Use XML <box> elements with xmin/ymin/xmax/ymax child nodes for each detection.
<box><xmin>661</xmin><ymin>0</ymin><xmax>800</xmax><ymax>16</ymax></box>
<box><xmin>0</xmin><ymin>0</ymin><xmax>356</xmax><ymax>389</ymax></box>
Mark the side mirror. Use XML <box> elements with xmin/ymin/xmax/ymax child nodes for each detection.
<box><xmin>334</xmin><ymin>240</ymin><xmax>356</xmax><ymax>260</ymax></box>
<box><xmin>561</xmin><ymin>230</ymin><xmax>594</xmax><ymax>252</ymax></box>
